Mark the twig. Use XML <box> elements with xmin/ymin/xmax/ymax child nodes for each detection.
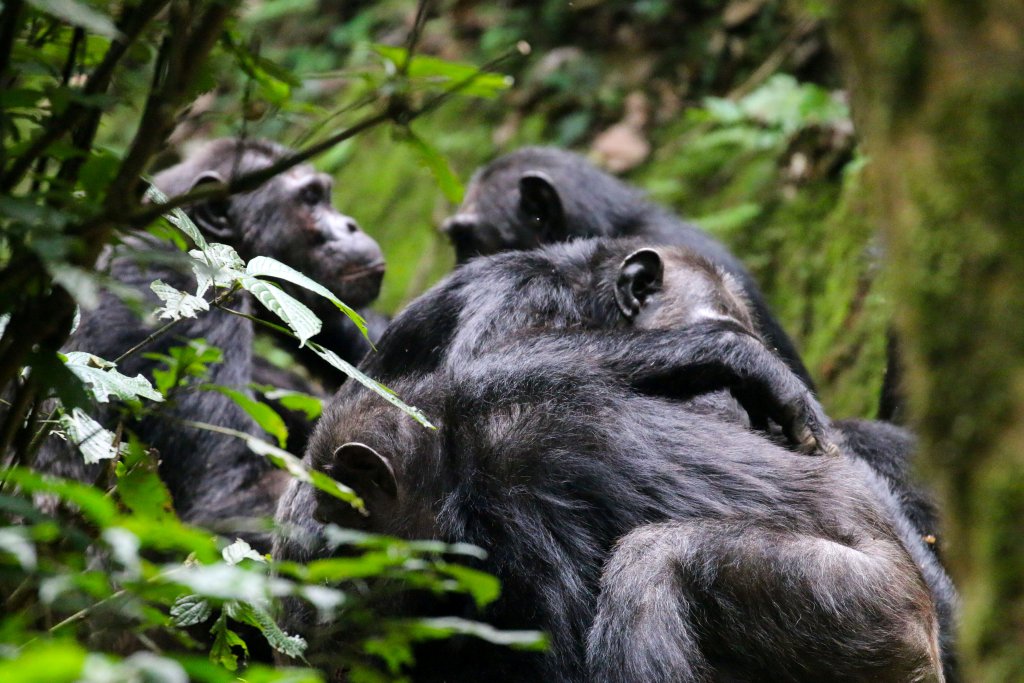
<box><xmin>399</xmin><ymin>0</ymin><xmax>433</xmax><ymax>78</ymax></box>
<box><xmin>112</xmin><ymin>283</ymin><xmax>241</xmax><ymax>365</ymax></box>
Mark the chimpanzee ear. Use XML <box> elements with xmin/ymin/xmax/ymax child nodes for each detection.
<box><xmin>314</xmin><ymin>442</ymin><xmax>397</xmax><ymax>527</ymax></box>
<box><xmin>188</xmin><ymin>170</ymin><xmax>233</xmax><ymax>240</ymax></box>
<box><xmin>519</xmin><ymin>171</ymin><xmax>566</xmax><ymax>241</ymax></box>
<box><xmin>332</xmin><ymin>442</ymin><xmax>397</xmax><ymax>500</ymax></box>
<box><xmin>615</xmin><ymin>248</ymin><xmax>664</xmax><ymax>320</ymax></box>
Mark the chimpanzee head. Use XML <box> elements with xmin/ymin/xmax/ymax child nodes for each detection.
<box><xmin>613</xmin><ymin>246</ymin><xmax>758</xmax><ymax>334</ymax></box>
<box><xmin>153</xmin><ymin>138</ymin><xmax>385</xmax><ymax>308</ymax></box>
<box><xmin>440</xmin><ymin>147</ymin><xmax>644</xmax><ymax>264</ymax></box>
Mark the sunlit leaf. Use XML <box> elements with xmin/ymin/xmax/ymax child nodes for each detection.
<box><xmin>253</xmin><ymin>385</ymin><xmax>323</xmax><ymax>421</ymax></box>
<box><xmin>246</xmin><ymin>256</ymin><xmax>369</xmax><ymax>341</ymax></box>
<box><xmin>242</xmin><ymin>277</ymin><xmax>322</xmax><ymax>346</ymax></box>
<box><xmin>0</xmin><ymin>527</ymin><xmax>37</xmax><ymax>570</ymax></box>
<box><xmin>58</xmin><ymin>407</ymin><xmax>122</xmax><ymax>464</ymax></box>
<box><xmin>189</xmin><ymin>244</ymin><xmax>245</xmax><ymax>297</ymax></box>
<box><xmin>373</xmin><ymin>44</ymin><xmax>512</xmax><ymax>99</ymax></box>
<box><xmin>151</xmin><ymin>280</ymin><xmax>210</xmax><ymax>321</ymax></box>
<box><xmin>63</xmin><ymin>351</ymin><xmax>164</xmax><ymax>403</ymax></box>
<box><xmin>222</xmin><ymin>538</ymin><xmax>266</xmax><ymax>565</ymax></box>
<box><xmin>145</xmin><ymin>185</ymin><xmax>209</xmax><ymax>252</ymax></box>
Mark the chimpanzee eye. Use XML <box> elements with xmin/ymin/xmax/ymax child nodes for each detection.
<box><xmin>299</xmin><ymin>184</ymin><xmax>325</xmax><ymax>206</ymax></box>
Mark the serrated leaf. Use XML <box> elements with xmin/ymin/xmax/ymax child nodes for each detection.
<box><xmin>145</xmin><ymin>185</ymin><xmax>208</xmax><ymax>252</ymax></box>
<box><xmin>222</xmin><ymin>538</ymin><xmax>266</xmax><ymax>566</ymax></box>
<box><xmin>226</xmin><ymin>602</ymin><xmax>307</xmax><ymax>659</ymax></box>
<box><xmin>170</xmin><ymin>595</ymin><xmax>213</xmax><ymax>627</ymax></box>
<box><xmin>307</xmin><ymin>341</ymin><xmax>435</xmax><ymax>429</ymax></box>
<box><xmin>189</xmin><ymin>244</ymin><xmax>245</xmax><ymax>297</ymax></box>
<box><xmin>246</xmin><ymin>256</ymin><xmax>369</xmax><ymax>341</ymax></box>
<box><xmin>209</xmin><ymin>613</ymin><xmax>247</xmax><ymax>672</ymax></box>
<box><xmin>404</xmin><ymin>130</ymin><xmax>464</xmax><ymax>204</ymax></box>
<box><xmin>205</xmin><ymin>385</ymin><xmax>288</xmax><ymax>447</ymax></box>
<box><xmin>242</xmin><ymin>277</ymin><xmax>322</xmax><ymax>346</ymax></box>
<box><xmin>26</xmin><ymin>0</ymin><xmax>122</xmax><ymax>39</ymax></box>
<box><xmin>59</xmin><ymin>408</ymin><xmax>121</xmax><ymax>464</ymax></box>
<box><xmin>64</xmin><ymin>351</ymin><xmax>164</xmax><ymax>403</ymax></box>
<box><xmin>150</xmin><ymin>280</ymin><xmax>210</xmax><ymax>321</ymax></box>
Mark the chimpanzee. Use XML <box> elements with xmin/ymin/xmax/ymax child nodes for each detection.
<box><xmin>275</xmin><ymin>238</ymin><xmax>951</xmax><ymax>682</ymax></box>
<box><xmin>440</xmin><ymin>146</ymin><xmax>815</xmax><ymax>389</ymax></box>
<box><xmin>37</xmin><ymin>138</ymin><xmax>386</xmax><ymax>548</ymax></box>
<box><xmin>608</xmin><ymin>244</ymin><xmax>958</xmax><ymax>680</ymax></box>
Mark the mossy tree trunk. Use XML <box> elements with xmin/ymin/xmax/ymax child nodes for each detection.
<box><xmin>827</xmin><ymin>2</ymin><xmax>1024</xmax><ymax>680</ymax></box>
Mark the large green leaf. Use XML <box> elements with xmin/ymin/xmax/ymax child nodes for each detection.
<box><xmin>0</xmin><ymin>640</ymin><xmax>86</xmax><ymax>682</ymax></box>
<box><xmin>246</xmin><ymin>256</ymin><xmax>369</xmax><ymax>340</ymax></box>
<box><xmin>242</xmin><ymin>277</ymin><xmax>322</xmax><ymax>347</ymax></box>
<box><xmin>170</xmin><ymin>594</ymin><xmax>213</xmax><ymax>627</ymax></box>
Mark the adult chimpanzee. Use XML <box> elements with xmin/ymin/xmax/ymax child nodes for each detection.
<box><xmin>37</xmin><ymin>138</ymin><xmax>385</xmax><ymax>548</ymax></box>
<box><xmin>440</xmin><ymin>146</ymin><xmax>815</xmax><ymax>389</ymax></box>
<box><xmin>275</xmin><ymin>238</ymin><xmax>950</xmax><ymax>682</ymax></box>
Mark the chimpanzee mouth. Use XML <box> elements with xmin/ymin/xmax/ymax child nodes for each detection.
<box><xmin>337</xmin><ymin>261</ymin><xmax>386</xmax><ymax>282</ymax></box>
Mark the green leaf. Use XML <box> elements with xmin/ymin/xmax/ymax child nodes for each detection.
<box><xmin>0</xmin><ymin>640</ymin><xmax>86</xmax><ymax>682</ymax></box>
<box><xmin>144</xmin><ymin>185</ymin><xmax>209</xmax><ymax>252</ymax></box>
<box><xmin>407</xmin><ymin>616</ymin><xmax>547</xmax><ymax>650</ymax></box>
<box><xmin>170</xmin><ymin>594</ymin><xmax>214</xmax><ymax>627</ymax></box>
<box><xmin>26</xmin><ymin>0</ymin><xmax>122</xmax><ymax>39</ymax></box>
<box><xmin>436</xmin><ymin>562</ymin><xmax>501</xmax><ymax>608</ymax></box>
<box><xmin>242</xmin><ymin>277</ymin><xmax>322</xmax><ymax>346</ymax></box>
<box><xmin>254</xmin><ymin>386</ymin><xmax>323</xmax><ymax>421</ymax></box>
<box><xmin>151</xmin><ymin>280</ymin><xmax>210</xmax><ymax>320</ymax></box>
<box><xmin>374</xmin><ymin>44</ymin><xmax>513</xmax><ymax>99</ymax></box>
<box><xmin>403</xmin><ymin>130</ymin><xmax>464</xmax><ymax>204</ymax></box>
<box><xmin>58</xmin><ymin>407</ymin><xmax>122</xmax><ymax>464</ymax></box>
<box><xmin>246</xmin><ymin>256</ymin><xmax>369</xmax><ymax>341</ymax></box>
<box><xmin>1</xmin><ymin>468</ymin><xmax>117</xmax><ymax>526</ymax></box>
<box><xmin>226</xmin><ymin>601</ymin><xmax>307</xmax><ymax>660</ymax></box>
<box><xmin>222</xmin><ymin>538</ymin><xmax>267</xmax><ymax>565</ymax></box>
<box><xmin>63</xmin><ymin>351</ymin><xmax>164</xmax><ymax>404</ymax></box>
<box><xmin>307</xmin><ymin>341</ymin><xmax>435</xmax><ymax>429</ymax></box>
<box><xmin>204</xmin><ymin>385</ymin><xmax>289</xmax><ymax>448</ymax></box>
<box><xmin>116</xmin><ymin>438</ymin><xmax>175</xmax><ymax>520</ymax></box>
<box><xmin>210</xmin><ymin>612</ymin><xmax>248</xmax><ymax>672</ymax></box>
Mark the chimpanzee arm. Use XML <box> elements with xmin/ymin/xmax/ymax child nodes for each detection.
<box><xmin>485</xmin><ymin>321</ymin><xmax>837</xmax><ymax>456</ymax></box>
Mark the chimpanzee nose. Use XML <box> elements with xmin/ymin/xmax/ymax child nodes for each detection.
<box><xmin>345</xmin><ymin>219</ymin><xmax>359</xmax><ymax>234</ymax></box>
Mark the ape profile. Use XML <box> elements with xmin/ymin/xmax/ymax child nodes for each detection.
<box><xmin>38</xmin><ymin>138</ymin><xmax>386</xmax><ymax>547</ymax></box>
<box><xmin>276</xmin><ymin>238</ymin><xmax>953</xmax><ymax>682</ymax></box>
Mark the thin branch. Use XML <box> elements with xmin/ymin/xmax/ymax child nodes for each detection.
<box><xmin>399</xmin><ymin>0</ymin><xmax>432</xmax><ymax>78</ymax></box>
<box><xmin>112</xmin><ymin>283</ymin><xmax>241</xmax><ymax>365</ymax></box>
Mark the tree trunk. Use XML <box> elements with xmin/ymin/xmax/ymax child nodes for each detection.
<box><xmin>826</xmin><ymin>2</ymin><xmax>1024</xmax><ymax>680</ymax></box>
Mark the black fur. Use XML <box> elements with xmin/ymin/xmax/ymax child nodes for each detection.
<box><xmin>37</xmin><ymin>138</ymin><xmax>386</xmax><ymax>548</ymax></box>
<box><xmin>441</xmin><ymin>146</ymin><xmax>815</xmax><ymax>389</ymax></box>
<box><xmin>275</xmin><ymin>238</ymin><xmax>952</xmax><ymax>682</ymax></box>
